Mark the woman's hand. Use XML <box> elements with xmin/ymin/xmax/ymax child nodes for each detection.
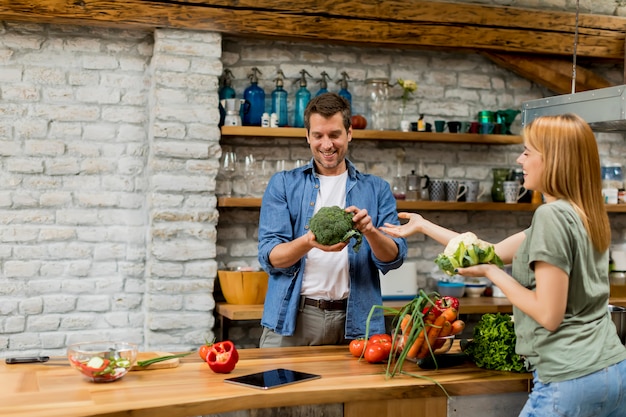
<box><xmin>379</xmin><ymin>212</ymin><xmax>425</xmax><ymax>238</ymax></box>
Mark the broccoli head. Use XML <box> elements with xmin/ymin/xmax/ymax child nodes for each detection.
<box><xmin>309</xmin><ymin>206</ymin><xmax>362</xmax><ymax>252</ymax></box>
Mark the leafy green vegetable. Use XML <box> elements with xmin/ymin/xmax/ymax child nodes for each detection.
<box><xmin>464</xmin><ymin>313</ymin><xmax>525</xmax><ymax>372</ymax></box>
<box><xmin>434</xmin><ymin>232</ymin><xmax>504</xmax><ymax>275</ymax></box>
<box><xmin>309</xmin><ymin>206</ymin><xmax>362</xmax><ymax>252</ymax></box>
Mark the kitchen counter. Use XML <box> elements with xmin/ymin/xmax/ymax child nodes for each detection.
<box><xmin>0</xmin><ymin>345</ymin><xmax>531</xmax><ymax>417</ymax></box>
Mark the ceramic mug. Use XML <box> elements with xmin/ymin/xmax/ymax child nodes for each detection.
<box><xmin>503</xmin><ymin>181</ymin><xmax>528</xmax><ymax>203</ymax></box>
<box><xmin>479</xmin><ymin>122</ymin><xmax>494</xmax><ymax>134</ymax></box>
<box><xmin>462</xmin><ymin>179</ymin><xmax>484</xmax><ymax>202</ymax></box>
<box><xmin>429</xmin><ymin>179</ymin><xmax>446</xmax><ymax>201</ymax></box>
<box><xmin>434</xmin><ymin>120</ymin><xmax>446</xmax><ymax>133</ymax></box>
<box><xmin>448</xmin><ymin>121</ymin><xmax>461</xmax><ymax>133</ymax></box>
<box><xmin>444</xmin><ymin>179</ymin><xmax>467</xmax><ymax>202</ymax></box>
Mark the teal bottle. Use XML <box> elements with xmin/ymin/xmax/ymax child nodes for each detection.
<box><xmin>271</xmin><ymin>69</ymin><xmax>288</xmax><ymax>127</ymax></box>
<box><xmin>337</xmin><ymin>71</ymin><xmax>352</xmax><ymax>110</ymax></box>
<box><xmin>218</xmin><ymin>69</ymin><xmax>236</xmax><ymax>127</ymax></box>
<box><xmin>294</xmin><ymin>69</ymin><xmax>312</xmax><ymax>128</ymax></box>
<box><xmin>315</xmin><ymin>71</ymin><xmax>330</xmax><ymax>96</ymax></box>
<box><xmin>243</xmin><ymin>67</ymin><xmax>265</xmax><ymax>126</ymax></box>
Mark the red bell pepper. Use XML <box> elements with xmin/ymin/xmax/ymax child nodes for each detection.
<box><xmin>206</xmin><ymin>340</ymin><xmax>239</xmax><ymax>374</ymax></box>
<box><xmin>436</xmin><ymin>296</ymin><xmax>460</xmax><ymax>311</ymax></box>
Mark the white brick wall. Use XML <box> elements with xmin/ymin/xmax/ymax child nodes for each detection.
<box><xmin>0</xmin><ymin>24</ymin><xmax>221</xmax><ymax>356</ymax></box>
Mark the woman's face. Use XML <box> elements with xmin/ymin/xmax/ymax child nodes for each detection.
<box><xmin>516</xmin><ymin>142</ymin><xmax>543</xmax><ymax>192</ymax></box>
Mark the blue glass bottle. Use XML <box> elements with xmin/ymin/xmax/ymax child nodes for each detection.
<box><xmin>271</xmin><ymin>69</ymin><xmax>288</xmax><ymax>127</ymax></box>
<box><xmin>315</xmin><ymin>71</ymin><xmax>330</xmax><ymax>96</ymax></box>
<box><xmin>294</xmin><ymin>69</ymin><xmax>312</xmax><ymax>128</ymax></box>
<box><xmin>243</xmin><ymin>67</ymin><xmax>265</xmax><ymax>126</ymax></box>
<box><xmin>218</xmin><ymin>69</ymin><xmax>236</xmax><ymax>127</ymax></box>
<box><xmin>337</xmin><ymin>71</ymin><xmax>352</xmax><ymax>110</ymax></box>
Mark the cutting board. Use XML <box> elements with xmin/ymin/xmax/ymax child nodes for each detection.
<box><xmin>131</xmin><ymin>351</ymin><xmax>181</xmax><ymax>371</ymax></box>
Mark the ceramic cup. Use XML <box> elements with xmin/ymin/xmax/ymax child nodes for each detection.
<box><xmin>460</xmin><ymin>121</ymin><xmax>471</xmax><ymax>133</ymax></box>
<box><xmin>448</xmin><ymin>121</ymin><xmax>461</xmax><ymax>133</ymax></box>
<box><xmin>434</xmin><ymin>120</ymin><xmax>446</xmax><ymax>133</ymax></box>
<box><xmin>479</xmin><ymin>122</ymin><xmax>494</xmax><ymax>134</ymax></box>
<box><xmin>469</xmin><ymin>121</ymin><xmax>480</xmax><ymax>134</ymax></box>
<box><xmin>503</xmin><ymin>180</ymin><xmax>528</xmax><ymax>203</ymax></box>
<box><xmin>462</xmin><ymin>179</ymin><xmax>484</xmax><ymax>202</ymax></box>
<box><xmin>429</xmin><ymin>179</ymin><xmax>446</xmax><ymax>201</ymax></box>
<box><xmin>444</xmin><ymin>179</ymin><xmax>467</xmax><ymax>202</ymax></box>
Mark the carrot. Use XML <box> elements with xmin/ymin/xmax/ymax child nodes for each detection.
<box><xmin>417</xmin><ymin>313</ymin><xmax>447</xmax><ymax>358</ymax></box>
<box><xmin>440</xmin><ymin>307</ymin><xmax>458</xmax><ymax>323</ymax></box>
<box><xmin>450</xmin><ymin>319</ymin><xmax>465</xmax><ymax>335</ymax></box>
<box><xmin>400</xmin><ymin>314</ymin><xmax>412</xmax><ymax>334</ymax></box>
<box><xmin>433</xmin><ymin>320</ymin><xmax>452</xmax><ymax>349</ymax></box>
<box><xmin>406</xmin><ymin>328</ymin><xmax>427</xmax><ymax>359</ymax></box>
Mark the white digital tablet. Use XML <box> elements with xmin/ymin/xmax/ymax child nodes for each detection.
<box><xmin>224</xmin><ymin>368</ymin><xmax>321</xmax><ymax>390</ymax></box>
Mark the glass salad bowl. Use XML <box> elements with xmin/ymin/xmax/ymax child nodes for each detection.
<box><xmin>67</xmin><ymin>341</ymin><xmax>137</xmax><ymax>382</ymax></box>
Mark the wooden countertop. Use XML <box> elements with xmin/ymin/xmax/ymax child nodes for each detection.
<box><xmin>0</xmin><ymin>345</ymin><xmax>531</xmax><ymax>417</ymax></box>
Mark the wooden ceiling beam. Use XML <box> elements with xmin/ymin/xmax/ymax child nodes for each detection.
<box><xmin>483</xmin><ymin>53</ymin><xmax>615</xmax><ymax>95</ymax></box>
<box><xmin>0</xmin><ymin>0</ymin><xmax>624</xmax><ymax>60</ymax></box>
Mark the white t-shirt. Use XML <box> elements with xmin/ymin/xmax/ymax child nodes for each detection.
<box><xmin>301</xmin><ymin>171</ymin><xmax>350</xmax><ymax>300</ymax></box>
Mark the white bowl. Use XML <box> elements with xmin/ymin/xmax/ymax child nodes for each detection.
<box><xmin>464</xmin><ymin>283</ymin><xmax>487</xmax><ymax>298</ymax></box>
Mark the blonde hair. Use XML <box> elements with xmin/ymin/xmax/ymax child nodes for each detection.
<box><xmin>523</xmin><ymin>113</ymin><xmax>610</xmax><ymax>253</ymax></box>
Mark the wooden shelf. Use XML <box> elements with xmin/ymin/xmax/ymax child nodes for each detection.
<box><xmin>221</xmin><ymin>126</ymin><xmax>522</xmax><ymax>145</ymax></box>
<box><xmin>217</xmin><ymin>197</ymin><xmax>626</xmax><ymax>212</ymax></box>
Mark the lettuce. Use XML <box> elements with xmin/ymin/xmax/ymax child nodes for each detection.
<box><xmin>464</xmin><ymin>313</ymin><xmax>526</xmax><ymax>372</ymax></box>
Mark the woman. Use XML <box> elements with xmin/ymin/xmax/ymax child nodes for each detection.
<box><xmin>381</xmin><ymin>113</ymin><xmax>626</xmax><ymax>417</ymax></box>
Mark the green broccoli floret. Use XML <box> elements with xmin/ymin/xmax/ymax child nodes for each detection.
<box><xmin>309</xmin><ymin>206</ymin><xmax>362</xmax><ymax>252</ymax></box>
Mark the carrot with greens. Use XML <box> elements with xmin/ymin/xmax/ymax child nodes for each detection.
<box><xmin>450</xmin><ymin>319</ymin><xmax>465</xmax><ymax>335</ymax></box>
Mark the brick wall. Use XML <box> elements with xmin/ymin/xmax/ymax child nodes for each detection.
<box><xmin>1</xmin><ymin>0</ymin><xmax>626</xmax><ymax>355</ymax></box>
<box><xmin>0</xmin><ymin>25</ymin><xmax>222</xmax><ymax>355</ymax></box>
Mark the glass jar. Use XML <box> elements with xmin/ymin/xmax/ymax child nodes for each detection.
<box><xmin>491</xmin><ymin>168</ymin><xmax>511</xmax><ymax>202</ymax></box>
<box><xmin>365</xmin><ymin>78</ymin><xmax>391</xmax><ymax>130</ymax></box>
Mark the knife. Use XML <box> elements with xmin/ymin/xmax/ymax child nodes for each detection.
<box><xmin>6</xmin><ymin>356</ymin><xmax>50</xmax><ymax>364</ymax></box>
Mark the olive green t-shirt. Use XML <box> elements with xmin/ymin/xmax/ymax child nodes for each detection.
<box><xmin>512</xmin><ymin>199</ymin><xmax>626</xmax><ymax>383</ymax></box>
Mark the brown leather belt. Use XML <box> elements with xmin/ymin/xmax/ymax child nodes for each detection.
<box><xmin>302</xmin><ymin>297</ymin><xmax>347</xmax><ymax>311</ymax></box>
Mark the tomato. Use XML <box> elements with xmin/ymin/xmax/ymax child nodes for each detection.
<box><xmin>364</xmin><ymin>343</ymin><xmax>388</xmax><ymax>363</ymax></box>
<box><xmin>198</xmin><ymin>343</ymin><xmax>211</xmax><ymax>362</ymax></box>
<box><xmin>349</xmin><ymin>338</ymin><xmax>366</xmax><ymax>357</ymax></box>
<box><xmin>368</xmin><ymin>333</ymin><xmax>392</xmax><ymax>357</ymax></box>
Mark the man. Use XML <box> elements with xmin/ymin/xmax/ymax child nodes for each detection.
<box><xmin>257</xmin><ymin>92</ymin><xmax>407</xmax><ymax>347</ymax></box>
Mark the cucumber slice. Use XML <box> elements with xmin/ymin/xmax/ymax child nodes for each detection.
<box><xmin>86</xmin><ymin>356</ymin><xmax>105</xmax><ymax>369</ymax></box>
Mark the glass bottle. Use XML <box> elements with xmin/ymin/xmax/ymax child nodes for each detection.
<box><xmin>337</xmin><ymin>71</ymin><xmax>352</xmax><ymax>110</ymax></box>
<box><xmin>271</xmin><ymin>70</ymin><xmax>288</xmax><ymax>127</ymax></box>
<box><xmin>293</xmin><ymin>69</ymin><xmax>312</xmax><ymax>128</ymax></box>
<box><xmin>365</xmin><ymin>78</ymin><xmax>391</xmax><ymax>130</ymax></box>
<box><xmin>243</xmin><ymin>67</ymin><xmax>265</xmax><ymax>126</ymax></box>
<box><xmin>491</xmin><ymin>168</ymin><xmax>511</xmax><ymax>202</ymax></box>
<box><xmin>218</xmin><ymin>69</ymin><xmax>236</xmax><ymax>127</ymax></box>
<box><xmin>315</xmin><ymin>71</ymin><xmax>330</xmax><ymax>96</ymax></box>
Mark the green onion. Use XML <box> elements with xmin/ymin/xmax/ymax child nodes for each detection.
<box><xmin>136</xmin><ymin>351</ymin><xmax>194</xmax><ymax>368</ymax></box>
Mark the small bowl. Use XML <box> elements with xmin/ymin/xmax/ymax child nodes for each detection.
<box><xmin>437</xmin><ymin>281</ymin><xmax>465</xmax><ymax>298</ymax></box>
<box><xmin>465</xmin><ymin>283</ymin><xmax>487</xmax><ymax>298</ymax></box>
<box><xmin>67</xmin><ymin>341</ymin><xmax>137</xmax><ymax>382</ymax></box>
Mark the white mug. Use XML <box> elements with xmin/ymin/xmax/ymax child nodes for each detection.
<box><xmin>503</xmin><ymin>181</ymin><xmax>527</xmax><ymax>203</ymax></box>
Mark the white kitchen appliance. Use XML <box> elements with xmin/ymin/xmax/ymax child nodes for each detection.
<box><xmin>379</xmin><ymin>262</ymin><xmax>418</xmax><ymax>301</ymax></box>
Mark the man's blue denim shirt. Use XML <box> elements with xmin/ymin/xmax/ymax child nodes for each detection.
<box><xmin>258</xmin><ymin>159</ymin><xmax>407</xmax><ymax>339</ymax></box>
